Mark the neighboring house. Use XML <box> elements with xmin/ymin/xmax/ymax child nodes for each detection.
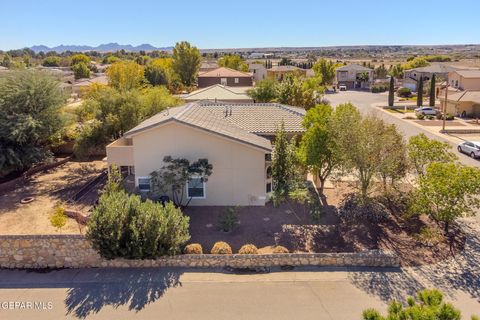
<box><xmin>335</xmin><ymin>64</ymin><xmax>374</xmax><ymax>90</ymax></box>
<box><xmin>267</xmin><ymin>65</ymin><xmax>306</xmax><ymax>81</ymax></box>
<box><xmin>440</xmin><ymin>91</ymin><xmax>480</xmax><ymax>118</ymax></box>
<box><xmin>106</xmin><ymin>101</ymin><xmax>305</xmax><ymax>206</ymax></box>
<box><xmin>197</xmin><ymin>67</ymin><xmax>253</xmax><ymax>88</ymax></box>
<box><xmin>403</xmin><ymin>63</ymin><xmax>458</xmax><ymax>91</ymax></box>
<box><xmin>181</xmin><ymin>84</ymin><xmax>254</xmax><ymax>103</ymax></box>
<box><xmin>199</xmin><ymin>60</ymin><xmax>218</xmax><ymax>73</ymax></box>
<box><xmin>448</xmin><ymin>69</ymin><xmax>480</xmax><ymax>91</ymax></box>
<box><xmin>248</xmin><ymin>62</ymin><xmax>267</xmax><ymax>82</ymax></box>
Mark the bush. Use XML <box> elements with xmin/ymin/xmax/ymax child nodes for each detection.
<box><xmin>445</xmin><ymin>114</ymin><xmax>455</xmax><ymax>120</ymax></box>
<box><xmin>50</xmin><ymin>205</ymin><xmax>67</xmax><ymax>230</ymax></box>
<box><xmin>272</xmin><ymin>246</ymin><xmax>289</xmax><ymax>254</ymax></box>
<box><xmin>426</xmin><ymin>115</ymin><xmax>435</xmax><ymax>120</ymax></box>
<box><xmin>218</xmin><ymin>206</ymin><xmax>239</xmax><ymax>232</ymax></box>
<box><xmin>210</xmin><ymin>241</ymin><xmax>232</xmax><ymax>254</ymax></box>
<box><xmin>397</xmin><ymin>87</ymin><xmax>412</xmax><ymax>98</ymax></box>
<box><xmin>238</xmin><ymin>244</ymin><xmax>258</xmax><ymax>254</ymax></box>
<box><xmin>415</xmin><ymin>227</ymin><xmax>444</xmax><ymax>247</ymax></box>
<box><xmin>87</xmin><ymin>182</ymin><xmax>190</xmax><ymax>259</ymax></box>
<box><xmin>371</xmin><ymin>84</ymin><xmax>388</xmax><ymax>93</ymax></box>
<box><xmin>184</xmin><ymin>243</ymin><xmax>203</xmax><ymax>254</ymax></box>
<box><xmin>305</xmin><ymin>181</ymin><xmax>322</xmax><ymax>221</ymax></box>
<box><xmin>338</xmin><ymin>194</ymin><xmax>389</xmax><ymax>223</ymax></box>
<box><xmin>416</xmin><ymin>113</ymin><xmax>425</xmax><ymax>120</ymax></box>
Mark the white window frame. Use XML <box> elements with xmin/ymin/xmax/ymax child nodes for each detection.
<box><xmin>234</xmin><ymin>77</ymin><xmax>239</xmax><ymax>84</ymax></box>
<box><xmin>137</xmin><ymin>176</ymin><xmax>151</xmax><ymax>192</ymax></box>
<box><xmin>186</xmin><ymin>176</ymin><xmax>206</xmax><ymax>199</ymax></box>
<box><xmin>220</xmin><ymin>78</ymin><xmax>227</xmax><ymax>85</ymax></box>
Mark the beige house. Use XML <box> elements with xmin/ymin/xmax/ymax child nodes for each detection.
<box><xmin>248</xmin><ymin>62</ymin><xmax>267</xmax><ymax>82</ymax></box>
<box><xmin>448</xmin><ymin>70</ymin><xmax>480</xmax><ymax>91</ymax></box>
<box><xmin>181</xmin><ymin>84</ymin><xmax>253</xmax><ymax>103</ymax></box>
<box><xmin>335</xmin><ymin>64</ymin><xmax>374</xmax><ymax>89</ymax></box>
<box><xmin>106</xmin><ymin>101</ymin><xmax>305</xmax><ymax>206</ymax></box>
<box><xmin>440</xmin><ymin>91</ymin><xmax>480</xmax><ymax>118</ymax></box>
<box><xmin>267</xmin><ymin>65</ymin><xmax>306</xmax><ymax>81</ymax></box>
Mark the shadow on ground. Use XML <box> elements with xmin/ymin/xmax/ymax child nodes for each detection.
<box><xmin>63</xmin><ymin>269</ymin><xmax>182</xmax><ymax>319</ymax></box>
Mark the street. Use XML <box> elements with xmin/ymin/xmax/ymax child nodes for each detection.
<box><xmin>326</xmin><ymin>91</ymin><xmax>480</xmax><ymax>168</ymax></box>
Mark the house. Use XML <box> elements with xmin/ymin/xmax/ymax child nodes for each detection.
<box><xmin>335</xmin><ymin>64</ymin><xmax>374</xmax><ymax>90</ymax></box>
<box><xmin>448</xmin><ymin>69</ymin><xmax>480</xmax><ymax>91</ymax></box>
<box><xmin>267</xmin><ymin>65</ymin><xmax>306</xmax><ymax>81</ymax></box>
<box><xmin>439</xmin><ymin>91</ymin><xmax>480</xmax><ymax>118</ymax></box>
<box><xmin>403</xmin><ymin>63</ymin><xmax>458</xmax><ymax>91</ymax></box>
<box><xmin>181</xmin><ymin>84</ymin><xmax>254</xmax><ymax>103</ymax></box>
<box><xmin>199</xmin><ymin>60</ymin><xmax>218</xmax><ymax>73</ymax></box>
<box><xmin>248</xmin><ymin>62</ymin><xmax>267</xmax><ymax>82</ymax></box>
<box><xmin>197</xmin><ymin>67</ymin><xmax>253</xmax><ymax>88</ymax></box>
<box><xmin>106</xmin><ymin>101</ymin><xmax>305</xmax><ymax>206</ymax></box>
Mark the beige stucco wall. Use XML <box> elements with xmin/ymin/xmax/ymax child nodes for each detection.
<box><xmin>130</xmin><ymin>122</ymin><xmax>268</xmax><ymax>206</ymax></box>
<box><xmin>106</xmin><ymin>138</ymin><xmax>134</xmax><ymax>166</ymax></box>
<box><xmin>448</xmin><ymin>72</ymin><xmax>480</xmax><ymax>91</ymax></box>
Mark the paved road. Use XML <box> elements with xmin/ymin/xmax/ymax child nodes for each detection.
<box><xmin>0</xmin><ymin>265</ymin><xmax>479</xmax><ymax>320</ymax></box>
<box><xmin>326</xmin><ymin>91</ymin><xmax>480</xmax><ymax>168</ymax></box>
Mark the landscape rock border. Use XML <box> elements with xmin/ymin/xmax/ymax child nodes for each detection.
<box><xmin>0</xmin><ymin>234</ymin><xmax>400</xmax><ymax>269</ymax></box>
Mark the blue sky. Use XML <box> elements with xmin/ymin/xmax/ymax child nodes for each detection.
<box><xmin>2</xmin><ymin>0</ymin><xmax>480</xmax><ymax>50</ymax></box>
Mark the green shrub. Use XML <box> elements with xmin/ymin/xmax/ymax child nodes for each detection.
<box><xmin>371</xmin><ymin>84</ymin><xmax>388</xmax><ymax>93</ymax></box>
<box><xmin>218</xmin><ymin>206</ymin><xmax>239</xmax><ymax>232</ymax></box>
<box><xmin>415</xmin><ymin>227</ymin><xmax>444</xmax><ymax>246</ymax></box>
<box><xmin>238</xmin><ymin>244</ymin><xmax>258</xmax><ymax>254</ymax></box>
<box><xmin>445</xmin><ymin>113</ymin><xmax>455</xmax><ymax>120</ymax></box>
<box><xmin>184</xmin><ymin>243</ymin><xmax>203</xmax><ymax>254</ymax></box>
<box><xmin>272</xmin><ymin>246</ymin><xmax>289</xmax><ymax>254</ymax></box>
<box><xmin>397</xmin><ymin>87</ymin><xmax>412</xmax><ymax>98</ymax></box>
<box><xmin>87</xmin><ymin>180</ymin><xmax>190</xmax><ymax>259</ymax></box>
<box><xmin>50</xmin><ymin>205</ymin><xmax>67</xmax><ymax>230</ymax></box>
<box><xmin>211</xmin><ymin>241</ymin><xmax>232</xmax><ymax>254</ymax></box>
<box><xmin>305</xmin><ymin>181</ymin><xmax>322</xmax><ymax>222</ymax></box>
<box><xmin>426</xmin><ymin>115</ymin><xmax>435</xmax><ymax>120</ymax></box>
<box><xmin>416</xmin><ymin>113</ymin><xmax>425</xmax><ymax>120</ymax></box>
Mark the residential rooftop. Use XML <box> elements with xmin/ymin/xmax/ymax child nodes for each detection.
<box><xmin>336</xmin><ymin>64</ymin><xmax>373</xmax><ymax>71</ymax></box>
<box><xmin>454</xmin><ymin>69</ymin><xmax>480</xmax><ymax>78</ymax></box>
<box><xmin>198</xmin><ymin>67</ymin><xmax>252</xmax><ymax>78</ymax></box>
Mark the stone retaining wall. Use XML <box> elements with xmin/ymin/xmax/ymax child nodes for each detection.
<box><xmin>0</xmin><ymin>235</ymin><xmax>400</xmax><ymax>269</ymax></box>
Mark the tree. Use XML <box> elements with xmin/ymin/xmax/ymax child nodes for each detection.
<box><xmin>0</xmin><ymin>71</ymin><xmax>66</xmax><ymax>176</ymax></box>
<box><xmin>87</xmin><ymin>168</ymin><xmax>190</xmax><ymax>259</ymax></box>
<box><xmin>144</xmin><ymin>58</ymin><xmax>173</xmax><ymax>87</ymax></box>
<box><xmin>388</xmin><ymin>76</ymin><xmax>394</xmax><ymax>107</ymax></box>
<box><xmin>357</xmin><ymin>71</ymin><xmax>370</xmax><ymax>83</ymax></box>
<box><xmin>172</xmin><ymin>41</ymin><xmax>201</xmax><ymax>86</ymax></box>
<box><xmin>403</xmin><ymin>57</ymin><xmax>430</xmax><ymax>70</ymax></box>
<box><xmin>374</xmin><ymin>64</ymin><xmax>388</xmax><ymax>78</ymax></box>
<box><xmin>70</xmin><ymin>54</ymin><xmax>90</xmax><ymax>66</ymax></box>
<box><xmin>430</xmin><ymin>73</ymin><xmax>436</xmax><ymax>107</ymax></box>
<box><xmin>389</xmin><ymin>63</ymin><xmax>404</xmax><ymax>79</ymax></box>
<box><xmin>218</xmin><ymin>55</ymin><xmax>249</xmax><ymax>72</ymax></box>
<box><xmin>106</xmin><ymin>61</ymin><xmax>145</xmax><ymax>91</ymax></box>
<box><xmin>312</xmin><ymin>58</ymin><xmax>336</xmax><ymax>85</ymax></box>
<box><xmin>407</xmin><ymin>133</ymin><xmax>457</xmax><ymax>177</ymax></box>
<box><xmin>150</xmin><ymin>156</ymin><xmax>213</xmax><ymax>207</ymax></box>
<box><xmin>299</xmin><ymin>103</ymin><xmax>340</xmax><ymax>195</ymax></box>
<box><xmin>272</xmin><ymin>122</ymin><xmax>295</xmax><ymax>196</ymax></box>
<box><xmin>42</xmin><ymin>56</ymin><xmax>61</xmax><ymax>67</ymax></box>
<box><xmin>72</xmin><ymin>62</ymin><xmax>91</xmax><ymax>79</ymax></box>
<box><xmin>417</xmin><ymin>76</ymin><xmax>424</xmax><ymax>106</ymax></box>
<box><xmin>276</xmin><ymin>74</ymin><xmax>316</xmax><ymax>109</ymax></box>
<box><xmin>362</xmin><ymin>289</ymin><xmax>470</xmax><ymax>320</ymax></box>
<box><xmin>247</xmin><ymin>78</ymin><xmax>278</xmax><ymax>102</ymax></box>
<box><xmin>409</xmin><ymin>163</ymin><xmax>480</xmax><ymax>234</ymax></box>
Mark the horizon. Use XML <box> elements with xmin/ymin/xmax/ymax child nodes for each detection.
<box><xmin>2</xmin><ymin>0</ymin><xmax>480</xmax><ymax>50</ymax></box>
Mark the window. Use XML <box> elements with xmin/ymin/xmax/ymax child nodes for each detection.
<box><xmin>266</xmin><ymin>182</ymin><xmax>272</xmax><ymax>193</ymax></box>
<box><xmin>220</xmin><ymin>78</ymin><xmax>227</xmax><ymax>85</ymax></box>
<box><xmin>187</xmin><ymin>176</ymin><xmax>205</xmax><ymax>199</ymax></box>
<box><xmin>138</xmin><ymin>177</ymin><xmax>151</xmax><ymax>192</ymax></box>
<box><xmin>234</xmin><ymin>77</ymin><xmax>239</xmax><ymax>84</ymax></box>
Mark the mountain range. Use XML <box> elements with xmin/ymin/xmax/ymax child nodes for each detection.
<box><xmin>29</xmin><ymin>43</ymin><xmax>173</xmax><ymax>53</ymax></box>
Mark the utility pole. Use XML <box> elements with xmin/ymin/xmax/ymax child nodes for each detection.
<box><xmin>442</xmin><ymin>76</ymin><xmax>448</xmax><ymax>133</ymax></box>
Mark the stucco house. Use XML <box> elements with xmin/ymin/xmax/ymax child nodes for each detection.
<box><xmin>267</xmin><ymin>65</ymin><xmax>306</xmax><ymax>81</ymax></box>
<box><xmin>335</xmin><ymin>64</ymin><xmax>374</xmax><ymax>90</ymax></box>
<box><xmin>403</xmin><ymin>63</ymin><xmax>458</xmax><ymax>91</ymax></box>
<box><xmin>106</xmin><ymin>101</ymin><xmax>305</xmax><ymax>206</ymax></box>
<box><xmin>181</xmin><ymin>85</ymin><xmax>254</xmax><ymax>103</ymax></box>
<box><xmin>197</xmin><ymin>67</ymin><xmax>253</xmax><ymax>88</ymax></box>
<box><xmin>448</xmin><ymin>69</ymin><xmax>480</xmax><ymax>91</ymax></box>
<box><xmin>248</xmin><ymin>62</ymin><xmax>267</xmax><ymax>83</ymax></box>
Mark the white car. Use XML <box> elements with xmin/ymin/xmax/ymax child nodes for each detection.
<box><xmin>339</xmin><ymin>85</ymin><xmax>347</xmax><ymax>91</ymax></box>
<box><xmin>457</xmin><ymin>141</ymin><xmax>480</xmax><ymax>159</ymax></box>
<box><xmin>414</xmin><ymin>106</ymin><xmax>438</xmax><ymax>116</ymax></box>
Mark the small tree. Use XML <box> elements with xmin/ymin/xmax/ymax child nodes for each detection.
<box><xmin>362</xmin><ymin>289</ymin><xmax>468</xmax><ymax>320</ymax></box>
<box><xmin>429</xmin><ymin>73</ymin><xmax>436</xmax><ymax>107</ymax></box>
<box><xmin>72</xmin><ymin>62</ymin><xmax>90</xmax><ymax>79</ymax></box>
<box><xmin>272</xmin><ymin>121</ymin><xmax>293</xmax><ymax>196</ymax></box>
<box><xmin>172</xmin><ymin>41</ymin><xmax>201</xmax><ymax>87</ymax></box>
<box><xmin>417</xmin><ymin>76</ymin><xmax>424</xmax><ymax>107</ymax></box>
<box><xmin>407</xmin><ymin>133</ymin><xmax>457</xmax><ymax>177</ymax></box>
<box><xmin>388</xmin><ymin>76</ymin><xmax>394</xmax><ymax>107</ymax></box>
<box><xmin>409</xmin><ymin>163</ymin><xmax>480</xmax><ymax>234</ymax></box>
<box><xmin>247</xmin><ymin>78</ymin><xmax>278</xmax><ymax>102</ymax></box>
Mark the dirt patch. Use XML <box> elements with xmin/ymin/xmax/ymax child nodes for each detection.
<box><xmin>0</xmin><ymin>159</ymin><xmax>106</xmax><ymax>235</ymax></box>
<box><xmin>414</xmin><ymin>120</ymin><xmax>465</xmax><ymax>127</ymax></box>
<box><xmin>185</xmin><ymin>181</ymin><xmax>465</xmax><ymax>266</ymax></box>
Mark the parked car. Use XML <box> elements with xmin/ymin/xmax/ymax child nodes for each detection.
<box><xmin>415</xmin><ymin>106</ymin><xmax>438</xmax><ymax>116</ymax></box>
<box><xmin>339</xmin><ymin>85</ymin><xmax>347</xmax><ymax>91</ymax></box>
<box><xmin>457</xmin><ymin>141</ymin><xmax>480</xmax><ymax>159</ymax></box>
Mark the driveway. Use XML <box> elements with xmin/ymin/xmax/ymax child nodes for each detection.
<box><xmin>326</xmin><ymin>91</ymin><xmax>480</xmax><ymax>168</ymax></box>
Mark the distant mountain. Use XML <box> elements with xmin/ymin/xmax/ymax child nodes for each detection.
<box><xmin>29</xmin><ymin>43</ymin><xmax>173</xmax><ymax>53</ymax></box>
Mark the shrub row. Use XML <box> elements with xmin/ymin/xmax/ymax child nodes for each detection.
<box><xmin>184</xmin><ymin>242</ymin><xmax>290</xmax><ymax>255</ymax></box>
<box><xmin>371</xmin><ymin>84</ymin><xmax>388</xmax><ymax>93</ymax></box>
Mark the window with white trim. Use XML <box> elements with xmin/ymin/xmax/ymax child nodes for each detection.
<box><xmin>138</xmin><ymin>177</ymin><xmax>151</xmax><ymax>192</ymax></box>
<box><xmin>234</xmin><ymin>77</ymin><xmax>239</xmax><ymax>84</ymax></box>
<box><xmin>187</xmin><ymin>176</ymin><xmax>205</xmax><ymax>198</ymax></box>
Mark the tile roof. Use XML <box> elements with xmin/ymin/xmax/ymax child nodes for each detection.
<box><xmin>198</xmin><ymin>67</ymin><xmax>252</xmax><ymax>78</ymax></box>
<box><xmin>124</xmin><ymin>101</ymin><xmax>306</xmax><ymax>151</ymax></box>
<box><xmin>268</xmin><ymin>65</ymin><xmax>303</xmax><ymax>72</ymax></box>
<box><xmin>445</xmin><ymin>90</ymin><xmax>480</xmax><ymax>103</ymax></box>
<box><xmin>336</xmin><ymin>64</ymin><xmax>373</xmax><ymax>72</ymax></box>
<box><xmin>454</xmin><ymin>70</ymin><xmax>480</xmax><ymax>78</ymax></box>
<box><xmin>182</xmin><ymin>84</ymin><xmax>252</xmax><ymax>102</ymax></box>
